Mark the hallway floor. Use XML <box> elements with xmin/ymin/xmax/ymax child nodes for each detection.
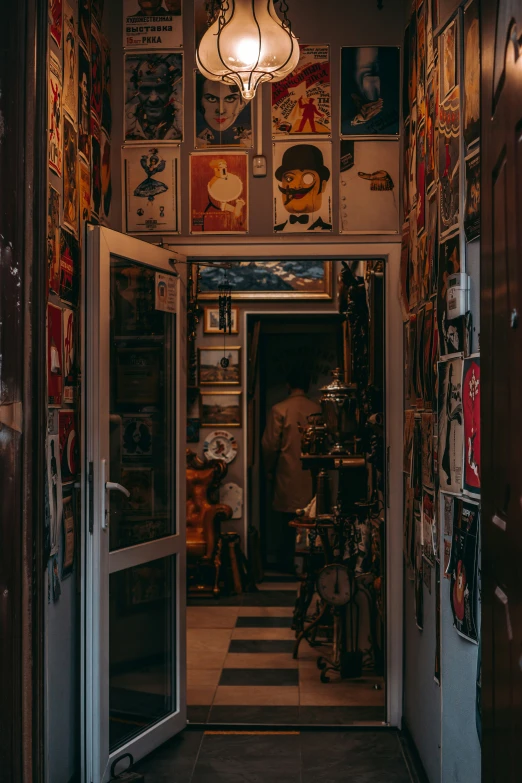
<box><xmin>135</xmin><ymin>729</ymin><xmax>415</xmax><ymax>782</ymax></box>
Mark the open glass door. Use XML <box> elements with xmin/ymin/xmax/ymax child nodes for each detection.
<box><xmin>83</xmin><ymin>226</ymin><xmax>187</xmax><ymax>783</ymax></box>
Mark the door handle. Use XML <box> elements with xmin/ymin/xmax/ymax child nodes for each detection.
<box><xmin>106</xmin><ymin>481</ymin><xmax>131</xmax><ymax>498</ymax></box>
<box><xmin>100</xmin><ymin>459</ymin><xmax>131</xmax><ymax>530</ymax></box>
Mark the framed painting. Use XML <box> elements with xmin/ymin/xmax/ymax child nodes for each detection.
<box><xmin>198</xmin><ymin>260</ymin><xmax>333</xmax><ymax>300</ymax></box>
<box><xmin>204</xmin><ymin>305</ymin><xmax>239</xmax><ymax>334</ymax></box>
<box><xmin>198</xmin><ymin>346</ymin><xmax>241</xmax><ymax>385</ymax></box>
<box><xmin>201</xmin><ymin>391</ymin><xmax>242</xmax><ymax>427</ymax></box>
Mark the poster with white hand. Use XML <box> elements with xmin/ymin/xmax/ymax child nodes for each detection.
<box><xmin>340</xmin><ymin>140</ymin><xmax>399</xmax><ymax>233</ymax></box>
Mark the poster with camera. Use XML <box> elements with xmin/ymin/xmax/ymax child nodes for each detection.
<box><xmin>124</xmin><ymin>0</ymin><xmax>182</xmax><ymax>49</ymax></box>
<box><xmin>124</xmin><ymin>145</ymin><xmax>180</xmax><ymax>233</ymax></box>
<box><xmin>124</xmin><ymin>52</ymin><xmax>183</xmax><ymax>142</ymax></box>
<box><xmin>194</xmin><ymin>70</ymin><xmax>252</xmax><ymax>148</ymax></box>
<box><xmin>273</xmin><ymin>141</ymin><xmax>332</xmax><ymax>233</ymax></box>
<box><xmin>271</xmin><ymin>45</ymin><xmax>331</xmax><ymax>137</ymax></box>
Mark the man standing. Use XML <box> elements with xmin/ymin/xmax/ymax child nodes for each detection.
<box><xmin>297</xmin><ymin>97</ymin><xmax>325</xmax><ymax>133</ymax></box>
<box><xmin>262</xmin><ymin>368</ymin><xmax>320</xmax><ymax>573</ymax></box>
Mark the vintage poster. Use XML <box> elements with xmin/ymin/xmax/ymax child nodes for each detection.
<box><xmin>404</xmin><ymin>477</ymin><xmax>415</xmax><ymax>569</ymax></box>
<box><xmin>422</xmin><ymin>303</ymin><xmax>434</xmax><ymax>402</ymax></box>
<box><xmin>425</xmin><ymin>69</ymin><xmax>437</xmax><ymax>191</ymax></box>
<box><xmin>48</xmin><ymin>303</ymin><xmax>63</xmax><ymax>408</ymax></box>
<box><xmin>463</xmin><ymin>0</ymin><xmax>480</xmax><ymax>149</ymax></box>
<box><xmin>437</xmin><ymin>231</ymin><xmax>465</xmax><ymax>356</ymax></box>
<box><xmin>422</xmin><ymin>490</ymin><xmax>436</xmax><ymax>563</ymax></box>
<box><xmin>273</xmin><ymin>142</ymin><xmax>332</xmax><ymax>233</ymax></box>
<box><xmin>122</xmin><ymin>415</ymin><xmax>154</xmax><ymax>459</ymax></box>
<box><xmin>416</xmin><ymin>2</ymin><xmax>426</xmax><ymax>107</ymax></box>
<box><xmin>272</xmin><ymin>45</ymin><xmax>331</xmax><ymax>136</ymax></box>
<box><xmin>404</xmin><ymin>409</ymin><xmax>415</xmax><ymax>473</ymax></box>
<box><xmin>91</xmin><ymin>23</ymin><xmax>103</xmax><ymax>127</ymax></box>
<box><xmin>92</xmin><ymin>0</ymin><xmax>104</xmax><ymax>28</ymax></box>
<box><xmin>400</xmin><ymin>221</ymin><xmax>411</xmax><ymax>318</ymax></box>
<box><xmin>340</xmin><ymin>47</ymin><xmax>400</xmax><ymax>136</ymax></box>
<box><xmin>78</xmin><ymin>45</ymin><xmax>91</xmax><ymax>161</ymax></box>
<box><xmin>439</xmin><ymin>86</ymin><xmax>460</xmax><ymax>236</ymax></box>
<box><xmin>414</xmin><ymin>306</ymin><xmax>425</xmax><ymax>406</ymax></box>
<box><xmin>190</xmin><ymin>152</ymin><xmax>248</xmax><ymax>234</ymax></box>
<box><xmin>426</xmin><ymin>190</ymin><xmax>438</xmax><ymax>295</ymax></box>
<box><xmin>101</xmin><ymin>34</ymin><xmax>112</xmax><ymax>136</ymax></box>
<box><xmin>402</xmin><ymin>21</ymin><xmax>411</xmax><ymax>120</ymax></box>
<box><xmin>340</xmin><ymin>140</ymin><xmax>399</xmax><ymax>234</ymax></box>
<box><xmin>124</xmin><ymin>53</ymin><xmax>183</xmax><ymax>142</ymax></box>
<box><xmin>79</xmin><ymin>161</ymin><xmax>91</xmax><ymax>222</ymax></box>
<box><xmin>50</xmin><ymin>0</ymin><xmax>63</xmax><ymax>47</ymax></box>
<box><xmin>426</xmin><ymin>0</ymin><xmax>435</xmax><ymax>70</ymax></box>
<box><xmin>416</xmin><ymin>120</ymin><xmax>426</xmax><ymax>232</ymax></box>
<box><xmin>421</xmin><ymin>412</ymin><xmax>435</xmax><ymax>489</ymax></box>
<box><xmin>437</xmin><ymin>356</ymin><xmax>464</xmax><ymax>494</ymax></box>
<box><xmin>48</xmin><ymin>51</ymin><xmax>63</xmax><ymax>177</ymax></box>
<box><xmin>59</xmin><ymin>410</ymin><xmax>79</xmax><ymax>482</ymax></box>
<box><xmin>402</xmin><ymin>120</ymin><xmax>411</xmax><ymax>216</ymax></box>
<box><xmin>47</xmin><ymin>434</ymin><xmax>63</xmax><ymax>556</ymax></box>
<box><xmin>409</xmin><ymin>103</ymin><xmax>418</xmax><ymax>210</ymax></box>
<box><xmin>124</xmin><ymin>145</ymin><xmax>180</xmax><ymax>234</ymax></box>
<box><xmin>123</xmin><ymin>0</ymin><xmax>182</xmax><ymax>49</ymax></box>
<box><xmin>79</xmin><ymin>0</ymin><xmax>90</xmax><ymax>51</ymax></box>
<box><xmin>100</xmin><ymin>132</ymin><xmax>112</xmax><ymax>225</ymax></box>
<box><xmin>412</xmin><ymin>416</ymin><xmax>423</xmax><ymax>500</ymax></box>
<box><xmin>441</xmin><ymin>17</ymin><xmax>457</xmax><ymax>99</ymax></box>
<box><xmin>63</xmin><ymin>117</ymin><xmax>78</xmax><ymax>236</ymax></box>
<box><xmin>194</xmin><ymin>0</ymin><xmax>219</xmax><ymax>48</ymax></box>
<box><xmin>61</xmin><ymin>489</ymin><xmax>76</xmax><ymax>577</ymax></box>
<box><xmin>91</xmin><ymin>132</ymin><xmax>101</xmax><ymax>219</ymax></box>
<box><xmin>121</xmin><ymin>468</ymin><xmax>154</xmax><ymax>514</ymax></box>
<box><xmin>48</xmin><ymin>186</ymin><xmax>61</xmax><ymax>295</ymax></box>
<box><xmin>195</xmin><ymin>71</ymin><xmax>252</xmax><ymax>148</ymax></box>
<box><xmin>447</xmin><ymin>498</ymin><xmax>480</xmax><ymax>642</ymax></box>
<box><xmin>434</xmin><ymin>562</ymin><xmax>441</xmax><ymax>684</ymax></box>
<box><xmin>59</xmin><ymin>229</ymin><xmax>80</xmax><ymax>306</ymax></box>
<box><xmin>414</xmin><ymin>538</ymin><xmax>424</xmax><ymax>630</ymax></box>
<box><xmin>63</xmin><ymin>3</ymin><xmax>78</xmax><ymax>123</ymax></box>
<box><xmin>463</xmin><ymin>355</ymin><xmax>481</xmax><ymax>496</ymax></box>
<box><xmin>408</xmin><ymin>13</ymin><xmax>417</xmax><ymax>112</ymax></box>
<box><xmin>63</xmin><ymin>307</ymin><xmax>75</xmax><ymax>404</ymax></box>
<box><xmin>464</xmin><ymin>148</ymin><xmax>480</xmax><ymax>242</ymax></box>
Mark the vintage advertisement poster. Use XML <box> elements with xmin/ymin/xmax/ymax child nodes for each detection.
<box><xmin>194</xmin><ymin>0</ymin><xmax>219</xmax><ymax>47</ymax></box>
<box><xmin>340</xmin><ymin>140</ymin><xmax>399</xmax><ymax>234</ymax></box>
<box><xmin>463</xmin><ymin>0</ymin><xmax>480</xmax><ymax>149</ymax></box>
<box><xmin>63</xmin><ymin>307</ymin><xmax>75</xmax><ymax>404</ymax></box>
<box><xmin>416</xmin><ymin>120</ymin><xmax>426</xmax><ymax>232</ymax></box>
<box><xmin>421</xmin><ymin>411</ymin><xmax>435</xmax><ymax>489</ymax></box>
<box><xmin>78</xmin><ymin>44</ymin><xmax>91</xmax><ymax>161</ymax></box>
<box><xmin>48</xmin><ymin>51</ymin><xmax>63</xmax><ymax>177</ymax></box>
<box><xmin>441</xmin><ymin>17</ymin><xmax>457</xmax><ymax>99</ymax></box>
<box><xmin>425</xmin><ymin>69</ymin><xmax>437</xmax><ymax>191</ymax></box>
<box><xmin>123</xmin><ymin>0</ymin><xmax>183</xmax><ymax>49</ymax></box>
<box><xmin>408</xmin><ymin>13</ymin><xmax>417</xmax><ymax>114</ymax></box>
<box><xmin>47</xmin><ymin>434</ymin><xmax>63</xmax><ymax>556</ymax></box>
<box><xmin>63</xmin><ymin>3</ymin><xmax>78</xmax><ymax>123</ymax></box>
<box><xmin>447</xmin><ymin>498</ymin><xmax>480</xmax><ymax>643</ymax></box>
<box><xmin>439</xmin><ymin>86</ymin><xmax>460</xmax><ymax>236</ymax></box>
<box><xmin>437</xmin><ymin>356</ymin><xmax>464</xmax><ymax>494</ymax></box>
<box><xmin>48</xmin><ymin>186</ymin><xmax>61</xmax><ymax>295</ymax></box>
<box><xmin>437</xmin><ymin>231</ymin><xmax>465</xmax><ymax>356</ymax></box>
<box><xmin>422</xmin><ymin>303</ymin><xmax>434</xmax><ymax>403</ymax></box>
<box><xmin>63</xmin><ymin>117</ymin><xmax>78</xmax><ymax>236</ymax></box>
<box><xmin>195</xmin><ymin>70</ymin><xmax>252</xmax><ymax>148</ymax></box>
<box><xmin>59</xmin><ymin>229</ymin><xmax>80</xmax><ymax>306</ymax></box>
<box><xmin>79</xmin><ymin>0</ymin><xmax>90</xmax><ymax>51</ymax></box>
<box><xmin>422</xmin><ymin>490</ymin><xmax>436</xmax><ymax>564</ymax></box>
<box><xmin>100</xmin><ymin>132</ymin><xmax>112</xmax><ymax>224</ymax></box>
<box><xmin>101</xmin><ymin>34</ymin><xmax>112</xmax><ymax>136</ymax></box>
<box><xmin>404</xmin><ymin>409</ymin><xmax>415</xmax><ymax>473</ymax></box>
<box><xmin>59</xmin><ymin>410</ymin><xmax>79</xmax><ymax>482</ymax></box>
<box><xmin>124</xmin><ymin>145</ymin><xmax>180</xmax><ymax>234</ymax></box>
<box><xmin>91</xmin><ymin>23</ymin><xmax>103</xmax><ymax>127</ymax></box>
<box><xmin>272</xmin><ymin>45</ymin><xmax>331</xmax><ymax>136</ymax></box>
<box><xmin>61</xmin><ymin>489</ymin><xmax>76</xmax><ymax>577</ymax></box>
<box><xmin>91</xmin><ymin>132</ymin><xmax>101</xmax><ymax>219</ymax></box>
<box><xmin>426</xmin><ymin>190</ymin><xmax>439</xmax><ymax>296</ymax></box>
<box><xmin>463</xmin><ymin>355</ymin><xmax>481</xmax><ymax>496</ymax></box>
<box><xmin>273</xmin><ymin>142</ymin><xmax>332</xmax><ymax>233</ymax></box>
<box><xmin>408</xmin><ymin>103</ymin><xmax>418</xmax><ymax>210</ymax></box>
<box><xmin>50</xmin><ymin>0</ymin><xmax>63</xmax><ymax>47</ymax></box>
<box><xmin>404</xmin><ymin>477</ymin><xmax>415</xmax><ymax>569</ymax></box>
<box><xmin>190</xmin><ymin>152</ymin><xmax>248</xmax><ymax>234</ymax></box>
<box><xmin>79</xmin><ymin>161</ymin><xmax>91</xmax><ymax>222</ymax></box>
<box><xmin>464</xmin><ymin>148</ymin><xmax>480</xmax><ymax>242</ymax></box>
<box><xmin>124</xmin><ymin>53</ymin><xmax>183</xmax><ymax>142</ymax></box>
<box><xmin>416</xmin><ymin>2</ymin><xmax>426</xmax><ymax>107</ymax></box>
<box><xmin>341</xmin><ymin>46</ymin><xmax>400</xmax><ymax>135</ymax></box>
<box><xmin>48</xmin><ymin>303</ymin><xmax>63</xmax><ymax>408</ymax></box>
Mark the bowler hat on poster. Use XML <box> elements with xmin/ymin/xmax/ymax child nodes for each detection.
<box><xmin>275</xmin><ymin>144</ymin><xmax>331</xmax><ymax>182</ymax></box>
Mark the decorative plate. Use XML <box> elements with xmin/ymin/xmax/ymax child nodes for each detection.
<box><xmin>219</xmin><ymin>482</ymin><xmax>243</xmax><ymax>519</ymax></box>
<box><xmin>203</xmin><ymin>430</ymin><xmax>238</xmax><ymax>464</ymax></box>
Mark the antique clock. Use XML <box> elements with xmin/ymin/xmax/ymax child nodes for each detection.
<box><xmin>316</xmin><ymin>563</ymin><xmax>352</xmax><ymax>607</ymax></box>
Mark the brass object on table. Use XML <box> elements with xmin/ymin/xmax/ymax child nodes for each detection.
<box><xmin>320</xmin><ymin>368</ymin><xmax>359</xmax><ymax>455</ymax></box>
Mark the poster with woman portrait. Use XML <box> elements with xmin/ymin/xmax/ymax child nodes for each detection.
<box><xmin>273</xmin><ymin>142</ymin><xmax>332</xmax><ymax>233</ymax></box>
<box><xmin>339</xmin><ymin>140</ymin><xmax>399</xmax><ymax>234</ymax></box>
<box><xmin>124</xmin><ymin>0</ymin><xmax>183</xmax><ymax>49</ymax></box>
<box><xmin>48</xmin><ymin>52</ymin><xmax>63</xmax><ymax>176</ymax></box>
<box><xmin>190</xmin><ymin>152</ymin><xmax>248</xmax><ymax>233</ymax></box>
<box><xmin>63</xmin><ymin>116</ymin><xmax>78</xmax><ymax>236</ymax></box>
<box><xmin>464</xmin><ymin>148</ymin><xmax>480</xmax><ymax>241</ymax></box>
<box><xmin>340</xmin><ymin>46</ymin><xmax>400</xmax><ymax>136</ymax></box>
<box><xmin>124</xmin><ymin>52</ymin><xmax>183</xmax><ymax>142</ymax></box>
<box><xmin>462</xmin><ymin>355</ymin><xmax>480</xmax><ymax>496</ymax></box>
<box><xmin>63</xmin><ymin>3</ymin><xmax>78</xmax><ymax>123</ymax></box>
<box><xmin>437</xmin><ymin>356</ymin><xmax>463</xmax><ymax>494</ymax></box>
<box><xmin>272</xmin><ymin>45</ymin><xmax>331</xmax><ymax>136</ymax></box>
<box><xmin>463</xmin><ymin>0</ymin><xmax>480</xmax><ymax>149</ymax></box>
<box><xmin>439</xmin><ymin>86</ymin><xmax>460</xmax><ymax>237</ymax></box>
<box><xmin>194</xmin><ymin>71</ymin><xmax>252</xmax><ymax>148</ymax></box>
<box><xmin>124</xmin><ymin>145</ymin><xmax>180</xmax><ymax>233</ymax></box>
<box><xmin>447</xmin><ymin>497</ymin><xmax>479</xmax><ymax>642</ymax></box>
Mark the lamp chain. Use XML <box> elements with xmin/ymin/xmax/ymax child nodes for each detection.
<box><xmin>278</xmin><ymin>0</ymin><xmax>291</xmax><ymax>30</ymax></box>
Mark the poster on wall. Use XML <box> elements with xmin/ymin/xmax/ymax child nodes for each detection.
<box><xmin>421</xmin><ymin>411</ymin><xmax>435</xmax><ymax>489</ymax></box>
<box><xmin>79</xmin><ymin>161</ymin><xmax>91</xmax><ymax>221</ymax></box>
<box><xmin>48</xmin><ymin>302</ymin><xmax>63</xmax><ymax>408</ymax></box>
<box><xmin>273</xmin><ymin>142</ymin><xmax>332</xmax><ymax>233</ymax></box>
<box><xmin>124</xmin><ymin>145</ymin><xmax>180</xmax><ymax>234</ymax></box>
<box><xmin>59</xmin><ymin>229</ymin><xmax>80</xmax><ymax>306</ymax></box>
<box><xmin>91</xmin><ymin>0</ymin><xmax>104</xmax><ymax>29</ymax></box>
<box><xmin>425</xmin><ymin>69</ymin><xmax>437</xmax><ymax>191</ymax></box>
<box><xmin>59</xmin><ymin>410</ymin><xmax>79</xmax><ymax>482</ymax></box>
<box><xmin>63</xmin><ymin>117</ymin><xmax>78</xmax><ymax>236</ymax></box>
<box><xmin>437</xmin><ymin>231</ymin><xmax>465</xmax><ymax>356</ymax></box>
<box><xmin>464</xmin><ymin>148</ymin><xmax>480</xmax><ymax>242</ymax></box>
<box><xmin>340</xmin><ymin>46</ymin><xmax>400</xmax><ymax>136</ymax></box>
<box><xmin>91</xmin><ymin>23</ymin><xmax>103</xmax><ymax>128</ymax></box>
<box><xmin>439</xmin><ymin>86</ymin><xmax>460</xmax><ymax>236</ymax></box>
<box><xmin>79</xmin><ymin>0</ymin><xmax>90</xmax><ymax>52</ymax></box>
<box><xmin>426</xmin><ymin>190</ymin><xmax>438</xmax><ymax>296</ymax></box>
<box><xmin>194</xmin><ymin>0</ymin><xmax>219</xmax><ymax>48</ymax></box>
<box><xmin>48</xmin><ymin>51</ymin><xmax>63</xmax><ymax>177</ymax></box>
<box><xmin>48</xmin><ymin>185</ymin><xmax>61</xmax><ymax>295</ymax></box>
<box><xmin>463</xmin><ymin>0</ymin><xmax>480</xmax><ymax>149</ymax></box>
<box><xmin>195</xmin><ymin>70</ymin><xmax>252</xmax><ymax>148</ymax></box>
<box><xmin>339</xmin><ymin>140</ymin><xmax>399</xmax><ymax>234</ymax></box>
<box><xmin>441</xmin><ymin>17</ymin><xmax>457</xmax><ymax>99</ymax></box>
<box><xmin>422</xmin><ymin>490</ymin><xmax>436</xmax><ymax>563</ymax></box>
<box><xmin>91</xmin><ymin>132</ymin><xmax>101</xmax><ymax>219</ymax></box>
<box><xmin>416</xmin><ymin>2</ymin><xmax>426</xmax><ymax>107</ymax></box>
<box><xmin>50</xmin><ymin>0</ymin><xmax>63</xmax><ymax>47</ymax></box>
<box><xmin>63</xmin><ymin>3</ymin><xmax>78</xmax><ymax>123</ymax></box>
<box><xmin>47</xmin><ymin>433</ymin><xmax>63</xmax><ymax>556</ymax></box>
<box><xmin>101</xmin><ymin>34</ymin><xmax>112</xmax><ymax>136</ymax></box>
<box><xmin>447</xmin><ymin>497</ymin><xmax>480</xmax><ymax>643</ymax></box>
<box><xmin>100</xmin><ymin>131</ymin><xmax>112</xmax><ymax>225</ymax></box>
<box><xmin>408</xmin><ymin>14</ymin><xmax>417</xmax><ymax>114</ymax></box>
<box><xmin>462</xmin><ymin>355</ymin><xmax>481</xmax><ymax>497</ymax></box>
<box><xmin>190</xmin><ymin>152</ymin><xmax>248</xmax><ymax>234</ymax></box>
<box><xmin>416</xmin><ymin>120</ymin><xmax>426</xmax><ymax>232</ymax></box>
<box><xmin>78</xmin><ymin>45</ymin><xmax>91</xmax><ymax>161</ymax></box>
<box><xmin>437</xmin><ymin>356</ymin><xmax>463</xmax><ymax>494</ymax></box>
<box><xmin>124</xmin><ymin>53</ymin><xmax>183</xmax><ymax>142</ymax></box>
<box><xmin>63</xmin><ymin>307</ymin><xmax>75</xmax><ymax>404</ymax></box>
<box><xmin>403</xmin><ymin>409</ymin><xmax>415</xmax><ymax>473</ymax></box>
<box><xmin>422</xmin><ymin>303</ymin><xmax>434</xmax><ymax>403</ymax></box>
<box><xmin>123</xmin><ymin>0</ymin><xmax>183</xmax><ymax>49</ymax></box>
<box><xmin>61</xmin><ymin>488</ymin><xmax>76</xmax><ymax>577</ymax></box>
<box><xmin>271</xmin><ymin>45</ymin><xmax>331</xmax><ymax>136</ymax></box>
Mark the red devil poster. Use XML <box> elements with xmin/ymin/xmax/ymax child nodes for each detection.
<box><xmin>47</xmin><ymin>303</ymin><xmax>63</xmax><ymax>407</ymax></box>
<box><xmin>447</xmin><ymin>498</ymin><xmax>479</xmax><ymax>643</ymax></box>
<box><xmin>463</xmin><ymin>355</ymin><xmax>480</xmax><ymax>496</ymax></box>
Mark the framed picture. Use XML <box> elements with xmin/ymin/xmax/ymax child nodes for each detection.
<box><xmin>340</xmin><ymin>47</ymin><xmax>400</xmax><ymax>136</ymax></box>
<box><xmin>271</xmin><ymin>45</ymin><xmax>331</xmax><ymax>137</ymax></box>
<box><xmin>189</xmin><ymin>152</ymin><xmax>249</xmax><ymax>233</ymax></box>
<box><xmin>199</xmin><ymin>260</ymin><xmax>333</xmax><ymax>300</ymax></box>
<box><xmin>201</xmin><ymin>391</ymin><xmax>242</xmax><ymax>427</ymax></box>
<box><xmin>121</xmin><ymin>415</ymin><xmax>154</xmax><ymax>458</ymax></box>
<box><xmin>124</xmin><ymin>52</ymin><xmax>183</xmax><ymax>142</ymax></box>
<box><xmin>195</xmin><ymin>70</ymin><xmax>253</xmax><ymax>149</ymax></box>
<box><xmin>204</xmin><ymin>305</ymin><xmax>239</xmax><ymax>334</ymax></box>
<box><xmin>198</xmin><ymin>346</ymin><xmax>241</xmax><ymax>385</ymax></box>
<box><xmin>273</xmin><ymin>141</ymin><xmax>332</xmax><ymax>233</ymax></box>
<box><xmin>123</xmin><ymin>145</ymin><xmax>180</xmax><ymax>234</ymax></box>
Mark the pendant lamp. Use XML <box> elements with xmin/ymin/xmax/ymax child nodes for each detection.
<box><xmin>196</xmin><ymin>0</ymin><xmax>300</xmax><ymax>101</ymax></box>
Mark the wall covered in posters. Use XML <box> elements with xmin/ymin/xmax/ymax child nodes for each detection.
<box><xmin>400</xmin><ymin>1</ymin><xmax>481</xmax><ymax>781</ymax></box>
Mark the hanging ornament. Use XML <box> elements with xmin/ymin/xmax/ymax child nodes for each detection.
<box><xmin>218</xmin><ymin>268</ymin><xmax>233</xmax><ymax>368</ymax></box>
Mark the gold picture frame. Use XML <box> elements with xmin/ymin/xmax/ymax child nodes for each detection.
<box><xmin>198</xmin><ymin>346</ymin><xmax>241</xmax><ymax>386</ymax></box>
<box><xmin>204</xmin><ymin>306</ymin><xmax>240</xmax><ymax>334</ymax></box>
<box><xmin>198</xmin><ymin>260</ymin><xmax>333</xmax><ymax>300</ymax></box>
<box><xmin>201</xmin><ymin>391</ymin><xmax>242</xmax><ymax>427</ymax></box>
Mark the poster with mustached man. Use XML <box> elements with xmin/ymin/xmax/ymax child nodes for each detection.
<box><xmin>339</xmin><ymin>140</ymin><xmax>399</xmax><ymax>233</ymax></box>
<box><xmin>273</xmin><ymin>142</ymin><xmax>332</xmax><ymax>233</ymax></box>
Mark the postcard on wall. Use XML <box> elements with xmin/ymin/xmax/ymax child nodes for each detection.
<box><xmin>122</xmin><ymin>415</ymin><xmax>154</xmax><ymax>459</ymax></box>
<box><xmin>195</xmin><ymin>70</ymin><xmax>252</xmax><ymax>148</ymax></box>
<box><xmin>437</xmin><ymin>356</ymin><xmax>463</xmax><ymax>494</ymax></box>
<box><xmin>273</xmin><ymin>142</ymin><xmax>332</xmax><ymax>233</ymax></box>
<box><xmin>437</xmin><ymin>231</ymin><xmax>465</xmax><ymax>356</ymax></box>
<box><xmin>61</xmin><ymin>488</ymin><xmax>76</xmax><ymax>577</ymax></box>
<box><xmin>78</xmin><ymin>45</ymin><xmax>91</xmax><ymax>162</ymax></box>
<box><xmin>121</xmin><ymin>468</ymin><xmax>154</xmax><ymax>515</ymax></box>
<box><xmin>91</xmin><ymin>131</ymin><xmax>102</xmax><ymax>220</ymax></box>
<box><xmin>124</xmin><ymin>145</ymin><xmax>180</xmax><ymax>234</ymax></box>
<box><xmin>123</xmin><ymin>0</ymin><xmax>183</xmax><ymax>49</ymax></box>
<box><xmin>91</xmin><ymin>22</ymin><xmax>103</xmax><ymax>127</ymax></box>
<box><xmin>59</xmin><ymin>410</ymin><xmax>79</xmax><ymax>482</ymax></box>
<box><xmin>463</xmin><ymin>0</ymin><xmax>480</xmax><ymax>149</ymax></box>
<box><xmin>464</xmin><ymin>148</ymin><xmax>480</xmax><ymax>242</ymax></box>
<box><xmin>190</xmin><ymin>152</ymin><xmax>248</xmax><ymax>234</ymax></box>
<box><xmin>439</xmin><ymin>86</ymin><xmax>460</xmax><ymax>237</ymax></box>
<box><xmin>462</xmin><ymin>355</ymin><xmax>480</xmax><ymax>497</ymax></box>
<box><xmin>63</xmin><ymin>3</ymin><xmax>78</xmax><ymax>123</ymax></box>
<box><xmin>59</xmin><ymin>229</ymin><xmax>80</xmax><ymax>306</ymax></box>
<box><xmin>63</xmin><ymin>307</ymin><xmax>75</xmax><ymax>404</ymax></box>
<box><xmin>50</xmin><ymin>0</ymin><xmax>63</xmax><ymax>47</ymax></box>
<box><xmin>63</xmin><ymin>117</ymin><xmax>79</xmax><ymax>236</ymax></box>
<box><xmin>124</xmin><ymin>52</ymin><xmax>183</xmax><ymax>142</ymax></box>
<box><xmin>272</xmin><ymin>44</ymin><xmax>331</xmax><ymax>136</ymax></box>
<box><xmin>340</xmin><ymin>47</ymin><xmax>400</xmax><ymax>136</ymax></box>
<box><xmin>421</xmin><ymin>411</ymin><xmax>435</xmax><ymax>489</ymax></box>
<box><xmin>48</xmin><ymin>51</ymin><xmax>63</xmax><ymax>177</ymax></box>
<box><xmin>447</xmin><ymin>497</ymin><xmax>480</xmax><ymax>643</ymax></box>
<box><xmin>441</xmin><ymin>17</ymin><xmax>457</xmax><ymax>99</ymax></box>
<box><xmin>47</xmin><ymin>433</ymin><xmax>63</xmax><ymax>556</ymax></box>
<box><xmin>48</xmin><ymin>186</ymin><xmax>61</xmax><ymax>295</ymax></box>
<box><xmin>48</xmin><ymin>302</ymin><xmax>63</xmax><ymax>408</ymax></box>
<box><xmin>339</xmin><ymin>140</ymin><xmax>399</xmax><ymax>234</ymax></box>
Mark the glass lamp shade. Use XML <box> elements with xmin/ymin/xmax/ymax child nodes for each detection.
<box><xmin>196</xmin><ymin>0</ymin><xmax>300</xmax><ymax>101</ymax></box>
